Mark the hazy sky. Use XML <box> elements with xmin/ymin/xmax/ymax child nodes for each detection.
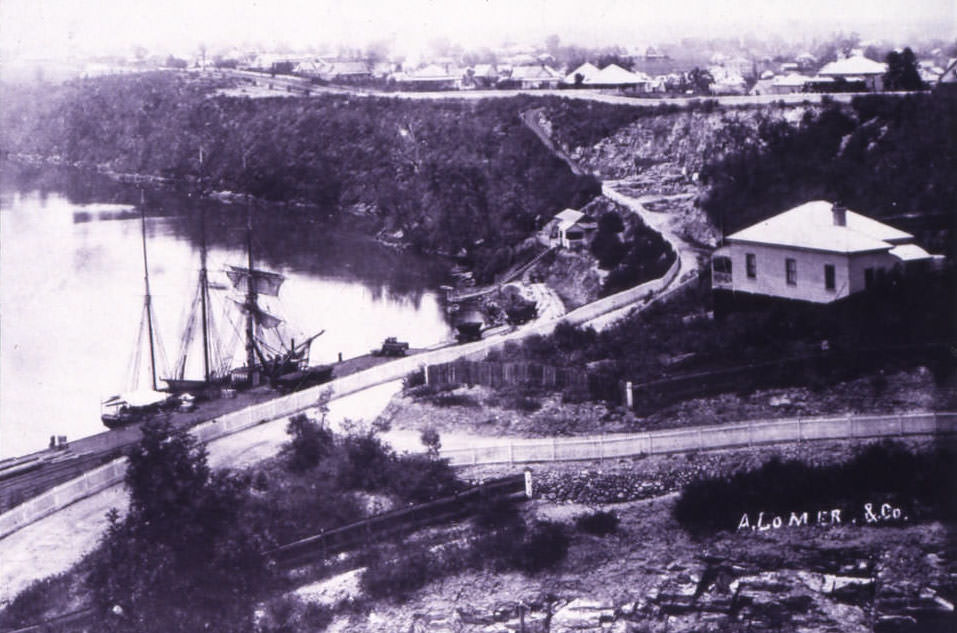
<box><xmin>1</xmin><ymin>0</ymin><xmax>954</xmax><ymax>60</ymax></box>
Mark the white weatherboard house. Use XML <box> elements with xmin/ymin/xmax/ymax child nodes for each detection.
<box><xmin>711</xmin><ymin>201</ymin><xmax>938</xmax><ymax>304</ymax></box>
<box><xmin>548</xmin><ymin>208</ymin><xmax>597</xmax><ymax>249</ymax></box>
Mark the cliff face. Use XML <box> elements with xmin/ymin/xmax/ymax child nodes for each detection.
<box><xmin>552</xmin><ymin>104</ymin><xmax>819</xmax><ymax>181</ymax></box>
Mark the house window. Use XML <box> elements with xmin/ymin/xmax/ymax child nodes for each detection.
<box><xmin>712</xmin><ymin>256</ymin><xmax>732</xmax><ymax>274</ymax></box>
<box><xmin>746</xmin><ymin>253</ymin><xmax>756</xmax><ymax>279</ymax></box>
<box><xmin>865</xmin><ymin>267</ymin><xmax>875</xmax><ymax>289</ymax></box>
<box><xmin>785</xmin><ymin>258</ymin><xmax>797</xmax><ymax>286</ymax></box>
<box><xmin>824</xmin><ymin>264</ymin><xmax>835</xmax><ymax>290</ymax></box>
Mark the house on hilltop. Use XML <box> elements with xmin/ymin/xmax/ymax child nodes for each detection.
<box><xmin>711</xmin><ymin>201</ymin><xmax>940</xmax><ymax>306</ymax></box>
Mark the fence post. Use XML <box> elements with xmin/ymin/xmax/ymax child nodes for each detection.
<box><xmin>797</xmin><ymin>417</ymin><xmax>803</xmax><ymax>442</ymax></box>
<box><xmin>748</xmin><ymin>422</ymin><xmax>754</xmax><ymax>447</ymax></box>
<box><xmin>898</xmin><ymin>414</ymin><xmax>904</xmax><ymax>436</ymax></box>
<box><xmin>647</xmin><ymin>432</ymin><xmax>654</xmax><ymax>455</ymax></box>
<box><xmin>552</xmin><ymin>437</ymin><xmax>557</xmax><ymax>461</ymax></box>
<box><xmin>472</xmin><ymin>448</ymin><xmax>478</xmax><ymax>466</ymax></box>
<box><xmin>847</xmin><ymin>415</ymin><xmax>854</xmax><ymax>438</ymax></box>
<box><xmin>599</xmin><ymin>435</ymin><xmax>605</xmax><ymax>463</ymax></box>
<box><xmin>697</xmin><ymin>428</ymin><xmax>703</xmax><ymax>450</ymax></box>
<box><xmin>624</xmin><ymin>381</ymin><xmax>633</xmax><ymax>409</ymax></box>
<box><xmin>524</xmin><ymin>468</ymin><xmax>533</xmax><ymax>499</ymax></box>
<box><xmin>509</xmin><ymin>443</ymin><xmax>514</xmax><ymax>465</ymax></box>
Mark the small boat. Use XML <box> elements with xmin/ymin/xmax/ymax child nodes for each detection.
<box><xmin>273</xmin><ymin>364</ymin><xmax>335</xmax><ymax>393</ymax></box>
<box><xmin>101</xmin><ymin>390</ymin><xmax>173</xmax><ymax>429</ymax></box>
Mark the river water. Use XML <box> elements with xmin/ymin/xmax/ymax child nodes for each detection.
<box><xmin>0</xmin><ymin>165</ymin><xmax>455</xmax><ymax>458</ymax></box>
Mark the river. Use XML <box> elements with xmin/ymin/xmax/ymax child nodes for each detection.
<box><xmin>0</xmin><ymin>164</ymin><xmax>455</xmax><ymax>458</ymax></box>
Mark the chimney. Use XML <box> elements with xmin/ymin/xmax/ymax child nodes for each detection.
<box><xmin>831</xmin><ymin>202</ymin><xmax>847</xmax><ymax>227</ymax></box>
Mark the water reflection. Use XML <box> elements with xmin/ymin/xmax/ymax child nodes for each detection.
<box><xmin>0</xmin><ymin>163</ymin><xmax>454</xmax><ymax>457</ymax></box>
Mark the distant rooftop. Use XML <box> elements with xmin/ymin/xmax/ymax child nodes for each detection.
<box><xmin>818</xmin><ymin>55</ymin><xmax>887</xmax><ymax>76</ymax></box>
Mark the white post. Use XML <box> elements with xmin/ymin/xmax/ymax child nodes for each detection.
<box><xmin>624</xmin><ymin>381</ymin><xmax>633</xmax><ymax>409</ymax></box>
<box><xmin>524</xmin><ymin>468</ymin><xmax>533</xmax><ymax>499</ymax></box>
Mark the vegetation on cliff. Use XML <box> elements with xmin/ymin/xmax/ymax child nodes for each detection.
<box><xmin>0</xmin><ymin>73</ymin><xmax>599</xmax><ymax>279</ymax></box>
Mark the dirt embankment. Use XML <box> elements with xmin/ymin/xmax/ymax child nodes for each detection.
<box><xmin>309</xmin><ymin>438</ymin><xmax>955</xmax><ymax>633</ymax></box>
<box><xmin>378</xmin><ymin>367</ymin><xmax>950</xmax><ymax>441</ymax></box>
<box><xmin>543</xmin><ymin>104</ymin><xmax>821</xmax><ymax>249</ymax></box>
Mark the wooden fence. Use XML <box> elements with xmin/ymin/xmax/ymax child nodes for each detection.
<box><xmin>440</xmin><ymin>411</ymin><xmax>957</xmax><ymax>467</ymax></box>
<box><xmin>627</xmin><ymin>343</ymin><xmax>952</xmax><ymax>414</ymax></box>
<box><xmin>426</xmin><ymin>360</ymin><xmax>587</xmax><ymax>391</ymax></box>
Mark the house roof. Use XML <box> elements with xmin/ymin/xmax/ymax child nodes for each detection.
<box><xmin>772</xmin><ymin>73</ymin><xmax>812</xmax><ymax>87</ymax></box>
<box><xmin>585</xmin><ymin>64</ymin><xmax>648</xmax><ymax>85</ymax></box>
<box><xmin>818</xmin><ymin>55</ymin><xmax>887</xmax><ymax>77</ymax></box>
<box><xmin>510</xmin><ymin>65</ymin><xmax>560</xmax><ymax>80</ymax></box>
<box><xmin>563</xmin><ymin>62</ymin><xmax>600</xmax><ymax>84</ymax></box>
<box><xmin>726</xmin><ymin>201</ymin><xmax>913</xmax><ymax>253</ymax></box>
<box><xmin>555</xmin><ymin>208</ymin><xmax>585</xmax><ymax>233</ymax></box>
<box><xmin>889</xmin><ymin>244</ymin><xmax>933</xmax><ymax>262</ymax></box>
<box><xmin>472</xmin><ymin>64</ymin><xmax>498</xmax><ymax>78</ymax></box>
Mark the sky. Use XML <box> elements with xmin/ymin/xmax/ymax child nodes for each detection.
<box><xmin>1</xmin><ymin>0</ymin><xmax>955</xmax><ymax>60</ymax></box>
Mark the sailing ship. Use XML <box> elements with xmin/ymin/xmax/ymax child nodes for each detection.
<box><xmin>103</xmin><ymin>175</ymin><xmax>332</xmax><ymax>429</ymax></box>
<box><xmin>162</xmin><ymin>198</ymin><xmax>329</xmax><ymax>395</ymax></box>
<box><xmin>101</xmin><ymin>198</ymin><xmax>174</xmax><ymax>428</ymax></box>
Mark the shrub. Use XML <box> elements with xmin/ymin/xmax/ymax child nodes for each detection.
<box><xmin>336</xmin><ymin>432</ymin><xmax>395</xmax><ymax>492</ymax></box>
<box><xmin>575</xmin><ymin>510</ymin><xmax>620</xmax><ymax>536</ymax></box>
<box><xmin>361</xmin><ymin>549</ymin><xmax>432</xmax><ymax>602</ymax></box>
<box><xmin>420</xmin><ymin>426</ymin><xmax>441</xmax><ymax>457</ymax></box>
<box><xmin>388</xmin><ymin>454</ymin><xmax>464</xmax><ymax>503</ymax></box>
<box><xmin>673</xmin><ymin>442</ymin><xmax>957</xmax><ymax>534</ymax></box>
<box><xmin>512</xmin><ymin>521</ymin><xmax>569</xmax><ymax>574</ymax></box>
<box><xmin>403</xmin><ymin>369</ymin><xmax>426</xmax><ymax>389</ymax></box>
<box><xmin>0</xmin><ymin>574</ymin><xmax>69</xmax><ymax>629</ymax></box>
<box><xmin>472</xmin><ymin>493</ymin><xmax>524</xmax><ymax>531</ymax></box>
<box><xmin>283</xmin><ymin>414</ymin><xmax>335</xmax><ymax>472</ymax></box>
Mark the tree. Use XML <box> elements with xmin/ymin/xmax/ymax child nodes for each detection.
<box><xmin>686</xmin><ymin>67</ymin><xmax>714</xmax><ymax>95</ymax></box>
<box><xmin>284</xmin><ymin>413</ymin><xmax>335</xmax><ymax>472</ymax></box>
<box><xmin>420</xmin><ymin>426</ymin><xmax>442</xmax><ymax>458</ymax></box>
<box><xmin>884</xmin><ymin>48</ymin><xmax>924</xmax><ymax>91</ymax></box>
<box><xmin>87</xmin><ymin>420</ymin><xmax>273</xmax><ymax>633</ymax></box>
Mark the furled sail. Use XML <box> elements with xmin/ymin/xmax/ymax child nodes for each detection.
<box><xmin>229</xmin><ymin>298</ymin><xmax>283</xmax><ymax>329</ymax></box>
<box><xmin>225</xmin><ymin>265</ymin><xmax>284</xmax><ymax>296</ymax></box>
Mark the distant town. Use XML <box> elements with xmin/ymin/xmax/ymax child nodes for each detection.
<box><xmin>4</xmin><ymin>33</ymin><xmax>956</xmax><ymax>95</ymax></box>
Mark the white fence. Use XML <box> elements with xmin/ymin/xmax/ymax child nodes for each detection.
<box><xmin>440</xmin><ymin>412</ymin><xmax>957</xmax><ymax>467</ymax></box>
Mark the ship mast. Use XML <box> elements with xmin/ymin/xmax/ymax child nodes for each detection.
<box><xmin>140</xmin><ymin>191</ymin><xmax>158</xmax><ymax>392</ymax></box>
<box><xmin>198</xmin><ymin>147</ymin><xmax>211</xmax><ymax>383</ymax></box>
<box><xmin>245</xmin><ymin>200</ymin><xmax>258</xmax><ymax>386</ymax></box>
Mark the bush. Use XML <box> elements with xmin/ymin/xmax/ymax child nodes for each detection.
<box><xmin>420</xmin><ymin>426</ymin><xmax>441</xmax><ymax>457</ymax></box>
<box><xmin>403</xmin><ymin>369</ymin><xmax>426</xmax><ymax>389</ymax></box>
<box><xmin>361</xmin><ymin>549</ymin><xmax>432</xmax><ymax>602</ymax></box>
<box><xmin>336</xmin><ymin>432</ymin><xmax>395</xmax><ymax>492</ymax></box>
<box><xmin>512</xmin><ymin>520</ymin><xmax>569</xmax><ymax>574</ymax></box>
<box><xmin>388</xmin><ymin>454</ymin><xmax>464</xmax><ymax>504</ymax></box>
<box><xmin>283</xmin><ymin>414</ymin><xmax>335</xmax><ymax>472</ymax></box>
<box><xmin>0</xmin><ymin>574</ymin><xmax>69</xmax><ymax>629</ymax></box>
<box><xmin>575</xmin><ymin>510</ymin><xmax>620</xmax><ymax>536</ymax></box>
<box><xmin>673</xmin><ymin>442</ymin><xmax>957</xmax><ymax>534</ymax></box>
<box><xmin>472</xmin><ymin>493</ymin><xmax>524</xmax><ymax>531</ymax></box>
